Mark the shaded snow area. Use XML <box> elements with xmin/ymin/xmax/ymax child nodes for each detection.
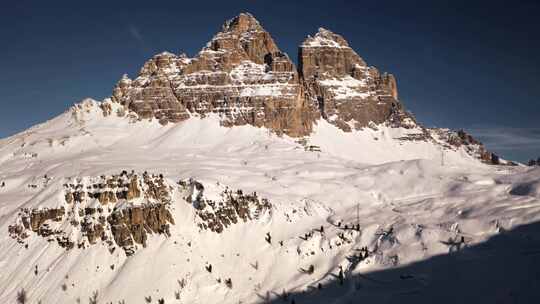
<box><xmin>0</xmin><ymin>100</ymin><xmax>539</xmax><ymax>303</ymax></box>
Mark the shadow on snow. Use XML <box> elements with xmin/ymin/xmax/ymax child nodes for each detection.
<box><xmin>268</xmin><ymin>220</ymin><xmax>540</xmax><ymax>304</ymax></box>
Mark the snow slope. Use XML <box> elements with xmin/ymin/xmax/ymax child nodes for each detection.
<box><xmin>0</xmin><ymin>99</ymin><xmax>539</xmax><ymax>303</ymax></box>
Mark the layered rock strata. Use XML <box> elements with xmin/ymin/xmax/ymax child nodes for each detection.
<box><xmin>179</xmin><ymin>179</ymin><xmax>272</xmax><ymax>233</ymax></box>
<box><xmin>9</xmin><ymin>172</ymin><xmax>174</xmax><ymax>256</ymax></box>
<box><xmin>107</xmin><ymin>12</ymin><xmax>498</xmax><ymax>163</ymax></box>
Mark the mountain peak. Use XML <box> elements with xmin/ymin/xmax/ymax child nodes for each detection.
<box><xmin>199</xmin><ymin>12</ymin><xmax>281</xmax><ymax>68</ymax></box>
<box><xmin>316</xmin><ymin>27</ymin><xmax>333</xmax><ymax>35</ymax></box>
<box><xmin>106</xmin><ymin>14</ymin><xmax>499</xmax><ymax>165</ymax></box>
<box><xmin>222</xmin><ymin>12</ymin><xmax>263</xmax><ymax>33</ymax></box>
<box><xmin>302</xmin><ymin>27</ymin><xmax>350</xmax><ymax>48</ymax></box>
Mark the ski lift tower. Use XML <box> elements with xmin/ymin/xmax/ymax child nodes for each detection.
<box><xmin>356</xmin><ymin>202</ymin><xmax>360</xmax><ymax>229</ymax></box>
<box><xmin>441</xmin><ymin>147</ymin><xmax>445</xmax><ymax>167</ymax></box>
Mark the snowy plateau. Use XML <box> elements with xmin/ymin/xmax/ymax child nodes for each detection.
<box><xmin>1</xmin><ymin>13</ymin><xmax>540</xmax><ymax>304</ymax></box>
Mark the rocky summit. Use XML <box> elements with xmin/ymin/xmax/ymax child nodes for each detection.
<box><xmin>107</xmin><ymin>12</ymin><xmax>500</xmax><ymax>164</ymax></box>
<box><xmin>299</xmin><ymin>27</ymin><xmax>408</xmax><ymax>131</ymax></box>
<box><xmin>111</xmin><ymin>13</ymin><xmax>409</xmax><ymax>136</ymax></box>
<box><xmin>112</xmin><ymin>13</ymin><xmax>315</xmax><ymax>137</ymax></box>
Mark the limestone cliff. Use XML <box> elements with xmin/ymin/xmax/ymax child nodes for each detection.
<box><xmin>112</xmin><ymin>13</ymin><xmax>318</xmax><ymax>137</ymax></box>
<box><xmin>299</xmin><ymin>28</ymin><xmax>414</xmax><ymax>132</ymax></box>
<box><xmin>108</xmin><ymin>12</ymin><xmax>499</xmax><ymax>164</ymax></box>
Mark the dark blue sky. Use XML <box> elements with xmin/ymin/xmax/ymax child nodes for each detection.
<box><xmin>1</xmin><ymin>0</ymin><xmax>539</xmax><ymax>161</ymax></box>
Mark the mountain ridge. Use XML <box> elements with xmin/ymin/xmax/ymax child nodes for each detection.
<box><xmin>104</xmin><ymin>12</ymin><xmax>502</xmax><ymax>164</ymax></box>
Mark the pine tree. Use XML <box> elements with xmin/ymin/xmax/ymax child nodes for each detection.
<box><xmin>307</xmin><ymin>264</ymin><xmax>315</xmax><ymax>274</ymax></box>
<box><xmin>338</xmin><ymin>267</ymin><xmax>344</xmax><ymax>285</ymax></box>
<box><xmin>225</xmin><ymin>278</ymin><xmax>233</xmax><ymax>289</ymax></box>
<box><xmin>16</xmin><ymin>289</ymin><xmax>27</xmax><ymax>304</ymax></box>
<box><xmin>89</xmin><ymin>290</ymin><xmax>98</xmax><ymax>304</ymax></box>
<box><xmin>281</xmin><ymin>289</ymin><xmax>288</xmax><ymax>301</ymax></box>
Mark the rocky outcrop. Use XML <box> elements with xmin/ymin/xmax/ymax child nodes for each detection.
<box><xmin>112</xmin><ymin>13</ymin><xmax>318</xmax><ymax>136</ymax></box>
<box><xmin>179</xmin><ymin>179</ymin><xmax>271</xmax><ymax>233</ymax></box>
<box><xmin>299</xmin><ymin>28</ymin><xmax>415</xmax><ymax>132</ymax></box>
<box><xmin>107</xmin><ymin>203</ymin><xmax>174</xmax><ymax>255</ymax></box>
<box><xmin>110</xmin><ymin>14</ymin><xmax>419</xmax><ymax>135</ymax></box>
<box><xmin>112</xmin><ymin>69</ymin><xmax>190</xmax><ymax>125</ymax></box>
<box><xmin>9</xmin><ymin>172</ymin><xmax>274</xmax><ymax>255</ymax></box>
<box><xmin>106</xmin><ymin>12</ymin><xmax>499</xmax><ymax>164</ymax></box>
<box><xmin>9</xmin><ymin>172</ymin><xmax>175</xmax><ymax>256</ymax></box>
<box><xmin>63</xmin><ymin>171</ymin><xmax>171</xmax><ymax>205</ymax></box>
<box><xmin>112</xmin><ymin>13</ymin><xmax>412</xmax><ymax>136</ymax></box>
<box><xmin>9</xmin><ymin>207</ymin><xmax>74</xmax><ymax>249</ymax></box>
<box><xmin>433</xmin><ymin>129</ymin><xmax>500</xmax><ymax>164</ymax></box>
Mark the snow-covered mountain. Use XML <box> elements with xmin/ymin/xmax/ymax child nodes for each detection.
<box><xmin>1</xmin><ymin>12</ymin><xmax>539</xmax><ymax>304</ymax></box>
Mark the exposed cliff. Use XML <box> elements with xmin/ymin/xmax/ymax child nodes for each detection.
<box><xmin>299</xmin><ymin>28</ymin><xmax>415</xmax><ymax>132</ymax></box>
<box><xmin>106</xmin><ymin>13</ymin><xmax>500</xmax><ymax>163</ymax></box>
<box><xmin>112</xmin><ymin>13</ymin><xmax>318</xmax><ymax>137</ymax></box>
<box><xmin>9</xmin><ymin>172</ymin><xmax>175</xmax><ymax>255</ymax></box>
<box><xmin>109</xmin><ymin>13</ymin><xmax>415</xmax><ymax>137</ymax></box>
<box><xmin>8</xmin><ymin>172</ymin><xmax>273</xmax><ymax>256</ymax></box>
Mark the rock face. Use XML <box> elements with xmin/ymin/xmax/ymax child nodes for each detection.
<box><xmin>107</xmin><ymin>203</ymin><xmax>174</xmax><ymax>255</ymax></box>
<box><xmin>112</xmin><ymin>13</ymin><xmax>318</xmax><ymax>136</ymax></box>
<box><xmin>179</xmin><ymin>179</ymin><xmax>272</xmax><ymax>233</ymax></box>
<box><xmin>9</xmin><ymin>172</ymin><xmax>175</xmax><ymax>256</ymax></box>
<box><xmin>108</xmin><ymin>12</ymin><xmax>499</xmax><ymax>163</ymax></box>
<box><xmin>434</xmin><ymin>129</ymin><xmax>500</xmax><ymax>164</ymax></box>
<box><xmin>299</xmin><ymin>28</ymin><xmax>414</xmax><ymax>132</ymax></box>
<box><xmin>111</xmin><ymin>13</ymin><xmax>413</xmax><ymax>135</ymax></box>
<box><xmin>8</xmin><ymin>208</ymin><xmax>69</xmax><ymax>247</ymax></box>
<box><xmin>9</xmin><ymin>172</ymin><xmax>273</xmax><ymax>255</ymax></box>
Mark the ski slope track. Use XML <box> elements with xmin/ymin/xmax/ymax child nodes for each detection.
<box><xmin>0</xmin><ymin>99</ymin><xmax>538</xmax><ymax>304</ymax></box>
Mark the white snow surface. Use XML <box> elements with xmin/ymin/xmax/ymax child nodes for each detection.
<box><xmin>318</xmin><ymin>76</ymin><xmax>372</xmax><ymax>100</ymax></box>
<box><xmin>301</xmin><ymin>28</ymin><xmax>349</xmax><ymax>48</ymax></box>
<box><xmin>0</xmin><ymin>99</ymin><xmax>539</xmax><ymax>303</ymax></box>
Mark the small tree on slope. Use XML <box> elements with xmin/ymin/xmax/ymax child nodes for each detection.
<box><xmin>89</xmin><ymin>290</ymin><xmax>98</xmax><ymax>304</ymax></box>
<box><xmin>16</xmin><ymin>289</ymin><xmax>27</xmax><ymax>304</ymax></box>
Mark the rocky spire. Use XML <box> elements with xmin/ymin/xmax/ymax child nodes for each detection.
<box><xmin>221</xmin><ymin>12</ymin><xmax>264</xmax><ymax>33</ymax></box>
<box><xmin>299</xmin><ymin>27</ymin><xmax>414</xmax><ymax>131</ymax></box>
<box><xmin>104</xmin><ymin>13</ymin><xmax>499</xmax><ymax>163</ymax></box>
<box><xmin>301</xmin><ymin>27</ymin><xmax>352</xmax><ymax>49</ymax></box>
<box><xmin>299</xmin><ymin>27</ymin><xmax>366</xmax><ymax>80</ymax></box>
<box><xmin>111</xmin><ymin>13</ymin><xmax>318</xmax><ymax>136</ymax></box>
<box><xmin>111</xmin><ymin>13</ymin><xmax>413</xmax><ymax>135</ymax></box>
<box><xmin>200</xmin><ymin>12</ymin><xmax>281</xmax><ymax>67</ymax></box>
